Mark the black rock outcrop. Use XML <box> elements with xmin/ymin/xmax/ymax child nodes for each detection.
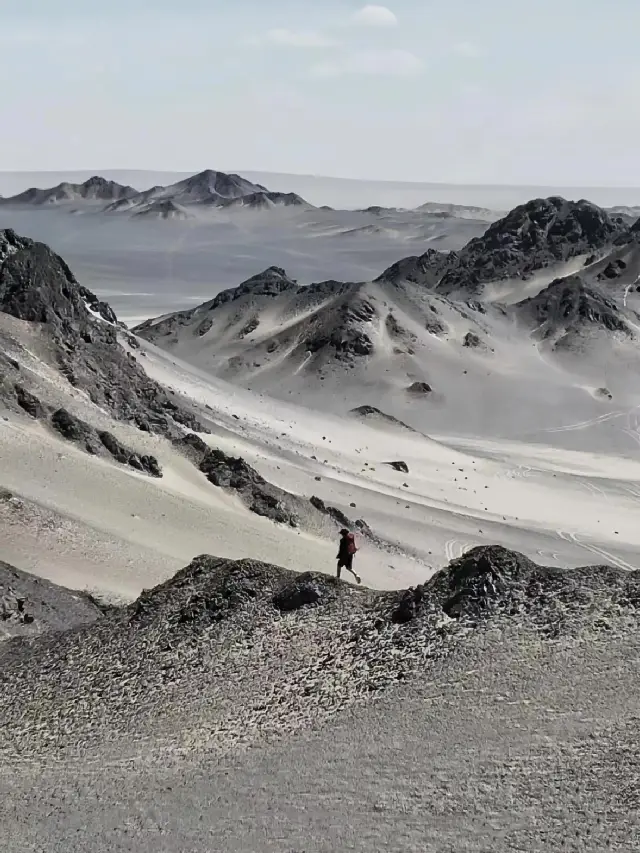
<box><xmin>424</xmin><ymin>545</ymin><xmax>640</xmax><ymax>631</ymax></box>
<box><xmin>200</xmin><ymin>448</ymin><xmax>299</xmax><ymax>526</ymax></box>
<box><xmin>514</xmin><ymin>274</ymin><xmax>631</xmax><ymax>341</ymax></box>
<box><xmin>435</xmin><ymin>197</ymin><xmax>628</xmax><ymax>296</ymax></box>
<box><xmin>50</xmin><ymin>408</ymin><xmax>162</xmax><ymax>476</ymax></box>
<box><xmin>0</xmin><ymin>229</ymin><xmax>204</xmax><ymax>436</ymax></box>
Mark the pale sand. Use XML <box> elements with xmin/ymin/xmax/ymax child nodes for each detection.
<box><xmin>2</xmin><ymin>334</ymin><xmax>639</xmax><ymax>602</ymax></box>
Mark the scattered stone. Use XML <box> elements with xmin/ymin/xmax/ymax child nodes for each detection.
<box><xmin>406</xmin><ymin>381</ymin><xmax>432</xmax><ymax>394</ymax></box>
<box><xmin>385</xmin><ymin>461</ymin><xmax>409</xmax><ymax>474</ymax></box>
<box><xmin>463</xmin><ymin>331</ymin><xmax>482</xmax><ymax>348</ymax></box>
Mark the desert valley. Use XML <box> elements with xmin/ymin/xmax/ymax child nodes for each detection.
<box><xmin>1</xmin><ymin>164</ymin><xmax>639</xmax><ymax>851</ymax></box>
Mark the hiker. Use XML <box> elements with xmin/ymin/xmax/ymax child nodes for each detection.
<box><xmin>337</xmin><ymin>528</ymin><xmax>361</xmax><ymax>583</ymax></box>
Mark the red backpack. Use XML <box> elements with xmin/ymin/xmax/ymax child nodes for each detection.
<box><xmin>346</xmin><ymin>533</ymin><xmax>358</xmax><ymax>555</ymax></box>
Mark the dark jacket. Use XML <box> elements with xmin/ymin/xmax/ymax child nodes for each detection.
<box><xmin>337</xmin><ymin>535</ymin><xmax>354</xmax><ymax>561</ymax></box>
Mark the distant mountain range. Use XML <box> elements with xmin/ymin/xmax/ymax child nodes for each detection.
<box><xmin>132</xmin><ymin>196</ymin><xmax>640</xmax><ymax>428</ymax></box>
<box><xmin>0</xmin><ymin>169</ymin><xmax>502</xmax><ymax>223</ymax></box>
<box><xmin>3</xmin><ymin>175</ymin><xmax>138</xmax><ymax>206</ymax></box>
<box><xmin>3</xmin><ymin>191</ymin><xmax>640</xmax><ymax>447</ymax></box>
<box><xmin>0</xmin><ymin>169</ymin><xmax>314</xmax><ymax>217</ymax></box>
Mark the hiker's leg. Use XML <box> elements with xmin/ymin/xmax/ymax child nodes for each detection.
<box><xmin>345</xmin><ymin>561</ymin><xmax>361</xmax><ymax>583</ymax></box>
<box><xmin>336</xmin><ymin>562</ymin><xmax>342</xmax><ymax>578</ymax></box>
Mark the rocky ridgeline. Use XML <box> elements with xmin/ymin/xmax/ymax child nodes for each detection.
<box><xmin>0</xmin><ymin>176</ymin><xmax>138</xmax><ymax>206</ymax></box>
<box><xmin>0</xmin><ymin>229</ymin><xmax>204</xmax><ymax>437</ymax></box>
<box><xmin>378</xmin><ymin>197</ymin><xmax>634</xmax><ymax>295</ymax></box>
<box><xmin>173</xmin><ymin>434</ymin><xmax>371</xmax><ymax>535</ymax></box>
<box><xmin>0</xmin><ymin>545</ymin><xmax>637</xmax><ymax>761</ymax></box>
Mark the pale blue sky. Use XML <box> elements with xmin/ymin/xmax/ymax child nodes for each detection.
<box><xmin>1</xmin><ymin>0</ymin><xmax>638</xmax><ymax>184</ymax></box>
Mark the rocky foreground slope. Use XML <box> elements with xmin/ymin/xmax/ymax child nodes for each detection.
<box><xmin>1</xmin><ymin>545</ymin><xmax>638</xmax><ymax>764</ymax></box>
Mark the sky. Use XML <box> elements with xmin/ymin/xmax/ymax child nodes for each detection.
<box><xmin>1</xmin><ymin>0</ymin><xmax>639</xmax><ymax>185</ymax></box>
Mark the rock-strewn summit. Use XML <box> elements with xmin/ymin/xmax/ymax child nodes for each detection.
<box><xmin>377</xmin><ymin>197</ymin><xmax>630</xmax><ymax>295</ymax></box>
<box><xmin>0</xmin><ymin>545</ymin><xmax>637</xmax><ymax>760</ymax></box>
<box><xmin>435</xmin><ymin>197</ymin><xmax>628</xmax><ymax>296</ymax></box>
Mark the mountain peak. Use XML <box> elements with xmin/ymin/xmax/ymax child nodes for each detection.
<box><xmin>0</xmin><ymin>229</ymin><xmax>116</xmax><ymax>327</ymax></box>
<box><xmin>432</xmin><ymin>196</ymin><xmax>627</xmax><ymax>296</ymax></box>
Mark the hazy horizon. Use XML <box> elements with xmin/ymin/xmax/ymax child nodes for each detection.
<box><xmin>2</xmin><ymin>0</ymin><xmax>639</xmax><ymax>186</ymax></box>
<box><xmin>4</xmin><ymin>166</ymin><xmax>640</xmax><ymax>190</ymax></box>
<box><xmin>3</xmin><ymin>169</ymin><xmax>640</xmax><ymax>210</ymax></box>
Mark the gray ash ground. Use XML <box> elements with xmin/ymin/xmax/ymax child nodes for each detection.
<box><xmin>1</xmin><ymin>546</ymin><xmax>639</xmax><ymax>851</ymax></box>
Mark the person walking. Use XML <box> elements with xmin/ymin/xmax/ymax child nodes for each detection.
<box><xmin>336</xmin><ymin>528</ymin><xmax>361</xmax><ymax>583</ymax></box>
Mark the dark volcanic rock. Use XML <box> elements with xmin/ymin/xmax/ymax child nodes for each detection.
<box><xmin>426</xmin><ymin>545</ymin><xmax>640</xmax><ymax>631</ymax></box>
<box><xmin>309</xmin><ymin>496</ymin><xmax>353</xmax><ymax>529</ymax></box>
<box><xmin>305</xmin><ymin>296</ymin><xmax>376</xmax><ymax>360</ymax></box>
<box><xmin>0</xmin><ymin>229</ymin><xmax>205</xmax><ymax>437</ymax></box>
<box><xmin>350</xmin><ymin>405</ymin><xmax>417</xmax><ymax>432</ymax></box>
<box><xmin>435</xmin><ymin>197</ymin><xmax>626</xmax><ymax>296</ymax></box>
<box><xmin>51</xmin><ymin>408</ymin><xmax>95</xmax><ymax>444</ymax></box>
<box><xmin>515</xmin><ymin>275</ymin><xmax>630</xmax><ymax>341</ymax></box>
<box><xmin>14</xmin><ymin>383</ymin><xmax>46</xmax><ymax>418</ymax></box>
<box><xmin>173</xmin><ymin>432</ymin><xmax>209</xmax><ymax>458</ymax></box>
<box><xmin>385</xmin><ymin>460</ymin><xmax>409</xmax><ymax>474</ymax></box>
<box><xmin>272</xmin><ymin>573</ymin><xmax>327</xmax><ymax>612</ymax></box>
<box><xmin>463</xmin><ymin>331</ymin><xmax>482</xmax><ymax>348</ymax></box>
<box><xmin>407</xmin><ymin>381</ymin><xmax>432</xmax><ymax>395</ymax></box>
<box><xmin>597</xmin><ymin>259</ymin><xmax>627</xmax><ymax>281</ymax></box>
<box><xmin>98</xmin><ymin>430</ymin><xmax>162</xmax><ymax>477</ymax></box>
<box><xmin>51</xmin><ymin>408</ymin><xmax>162</xmax><ymax>476</ymax></box>
<box><xmin>200</xmin><ymin>448</ymin><xmax>298</xmax><ymax>526</ymax></box>
<box><xmin>376</xmin><ymin>248</ymin><xmax>454</xmax><ymax>287</ymax></box>
<box><xmin>378</xmin><ymin>198</ymin><xmax>627</xmax><ymax>299</ymax></box>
